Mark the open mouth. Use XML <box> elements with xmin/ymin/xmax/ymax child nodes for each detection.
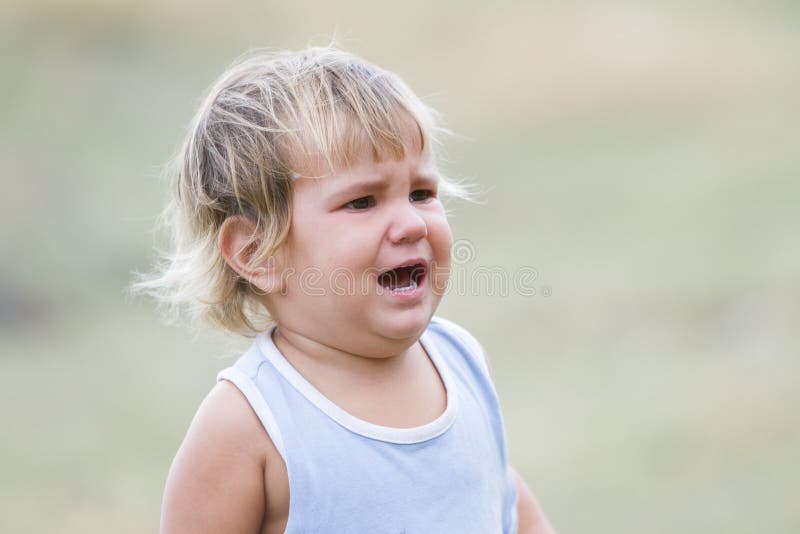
<box><xmin>377</xmin><ymin>263</ymin><xmax>426</xmax><ymax>292</ymax></box>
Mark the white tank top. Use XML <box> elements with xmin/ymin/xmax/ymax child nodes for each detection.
<box><xmin>217</xmin><ymin>316</ymin><xmax>519</xmax><ymax>533</ymax></box>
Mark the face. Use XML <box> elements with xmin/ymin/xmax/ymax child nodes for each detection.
<box><xmin>264</xmin><ymin>142</ymin><xmax>453</xmax><ymax>358</ymax></box>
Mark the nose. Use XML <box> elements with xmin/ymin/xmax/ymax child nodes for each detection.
<box><xmin>387</xmin><ymin>201</ymin><xmax>428</xmax><ymax>245</ymax></box>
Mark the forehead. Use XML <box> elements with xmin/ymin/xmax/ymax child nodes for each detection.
<box><xmin>287</xmin><ymin>107</ymin><xmax>429</xmax><ymax>176</ymax></box>
<box><xmin>337</xmin><ymin>117</ymin><xmax>433</xmax><ymax>173</ymax></box>
<box><xmin>294</xmin><ymin>141</ymin><xmax>438</xmax><ymax>195</ymax></box>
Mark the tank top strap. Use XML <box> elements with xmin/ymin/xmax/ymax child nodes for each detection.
<box><xmin>216</xmin><ymin>345</ymin><xmax>288</xmax><ymax>461</ymax></box>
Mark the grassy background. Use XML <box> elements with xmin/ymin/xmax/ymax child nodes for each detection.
<box><xmin>1</xmin><ymin>1</ymin><xmax>799</xmax><ymax>532</ymax></box>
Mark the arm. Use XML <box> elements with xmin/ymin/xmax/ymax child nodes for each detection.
<box><xmin>444</xmin><ymin>321</ymin><xmax>555</xmax><ymax>532</ymax></box>
<box><xmin>511</xmin><ymin>465</ymin><xmax>556</xmax><ymax>534</ymax></box>
<box><xmin>160</xmin><ymin>381</ymin><xmax>267</xmax><ymax>534</ymax></box>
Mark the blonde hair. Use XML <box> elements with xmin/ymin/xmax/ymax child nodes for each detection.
<box><xmin>133</xmin><ymin>45</ymin><xmax>473</xmax><ymax>336</ymax></box>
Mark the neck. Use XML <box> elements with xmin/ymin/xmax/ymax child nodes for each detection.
<box><xmin>272</xmin><ymin>325</ymin><xmax>417</xmax><ymax>384</ymax></box>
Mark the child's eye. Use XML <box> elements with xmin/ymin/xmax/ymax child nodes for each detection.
<box><xmin>344</xmin><ymin>196</ymin><xmax>375</xmax><ymax>210</ymax></box>
<box><xmin>409</xmin><ymin>189</ymin><xmax>434</xmax><ymax>202</ymax></box>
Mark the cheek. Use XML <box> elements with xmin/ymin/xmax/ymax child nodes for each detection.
<box><xmin>430</xmin><ymin>215</ymin><xmax>453</xmax><ymax>261</ymax></box>
<box><xmin>428</xmin><ymin>216</ymin><xmax>453</xmax><ymax>294</ymax></box>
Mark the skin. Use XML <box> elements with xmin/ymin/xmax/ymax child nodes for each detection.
<box><xmin>262</xmin><ymin>140</ymin><xmax>454</xmax><ymax>360</ymax></box>
<box><xmin>160</xmin><ymin>138</ymin><xmax>555</xmax><ymax>533</ymax></box>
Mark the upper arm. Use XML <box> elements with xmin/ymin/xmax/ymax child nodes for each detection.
<box><xmin>161</xmin><ymin>380</ymin><xmax>268</xmax><ymax>534</ymax></box>
<box><xmin>511</xmin><ymin>466</ymin><xmax>556</xmax><ymax>534</ymax></box>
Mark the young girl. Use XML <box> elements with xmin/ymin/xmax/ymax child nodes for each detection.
<box><xmin>137</xmin><ymin>45</ymin><xmax>554</xmax><ymax>534</ymax></box>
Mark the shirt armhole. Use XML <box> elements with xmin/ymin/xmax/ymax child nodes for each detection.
<box><xmin>216</xmin><ymin>366</ymin><xmax>287</xmax><ymax>463</ymax></box>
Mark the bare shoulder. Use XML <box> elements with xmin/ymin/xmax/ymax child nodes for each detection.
<box><xmin>160</xmin><ymin>380</ymin><xmax>270</xmax><ymax>533</ymax></box>
<box><xmin>188</xmin><ymin>379</ymin><xmax>270</xmax><ymax>461</ymax></box>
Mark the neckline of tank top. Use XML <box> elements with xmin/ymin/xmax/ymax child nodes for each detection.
<box><xmin>254</xmin><ymin>324</ymin><xmax>459</xmax><ymax>444</ymax></box>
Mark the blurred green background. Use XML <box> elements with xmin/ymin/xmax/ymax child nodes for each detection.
<box><xmin>1</xmin><ymin>1</ymin><xmax>798</xmax><ymax>532</ymax></box>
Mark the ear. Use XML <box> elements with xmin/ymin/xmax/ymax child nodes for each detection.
<box><xmin>218</xmin><ymin>216</ymin><xmax>284</xmax><ymax>294</ymax></box>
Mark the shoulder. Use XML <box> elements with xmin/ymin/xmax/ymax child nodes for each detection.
<box><xmin>427</xmin><ymin>315</ymin><xmax>492</xmax><ymax>377</ymax></box>
<box><xmin>195</xmin><ymin>379</ymin><xmax>271</xmax><ymax>456</ymax></box>
<box><xmin>160</xmin><ymin>380</ymin><xmax>272</xmax><ymax>533</ymax></box>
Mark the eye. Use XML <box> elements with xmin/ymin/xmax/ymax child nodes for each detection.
<box><xmin>409</xmin><ymin>189</ymin><xmax>434</xmax><ymax>202</ymax></box>
<box><xmin>344</xmin><ymin>196</ymin><xmax>375</xmax><ymax>210</ymax></box>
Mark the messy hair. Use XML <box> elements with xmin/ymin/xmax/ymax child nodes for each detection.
<box><xmin>132</xmin><ymin>45</ymin><xmax>473</xmax><ymax>336</ymax></box>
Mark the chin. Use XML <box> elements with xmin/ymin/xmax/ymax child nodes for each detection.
<box><xmin>376</xmin><ymin>307</ymin><xmax>434</xmax><ymax>342</ymax></box>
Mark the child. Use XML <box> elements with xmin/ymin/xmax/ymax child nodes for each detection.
<box><xmin>137</xmin><ymin>45</ymin><xmax>554</xmax><ymax>533</ymax></box>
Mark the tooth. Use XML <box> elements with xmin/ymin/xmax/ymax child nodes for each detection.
<box><xmin>394</xmin><ymin>280</ymin><xmax>417</xmax><ymax>292</ymax></box>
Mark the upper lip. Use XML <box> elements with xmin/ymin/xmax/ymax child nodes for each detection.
<box><xmin>378</xmin><ymin>257</ymin><xmax>428</xmax><ymax>275</ymax></box>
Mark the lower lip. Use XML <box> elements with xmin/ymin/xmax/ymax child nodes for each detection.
<box><xmin>379</xmin><ymin>273</ymin><xmax>426</xmax><ymax>302</ymax></box>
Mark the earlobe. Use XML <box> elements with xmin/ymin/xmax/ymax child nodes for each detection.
<box><xmin>249</xmin><ymin>254</ymin><xmax>285</xmax><ymax>295</ymax></box>
<box><xmin>218</xmin><ymin>216</ymin><xmax>284</xmax><ymax>295</ymax></box>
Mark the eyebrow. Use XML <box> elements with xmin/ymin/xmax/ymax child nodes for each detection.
<box><xmin>331</xmin><ymin>172</ymin><xmax>440</xmax><ymax>200</ymax></box>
